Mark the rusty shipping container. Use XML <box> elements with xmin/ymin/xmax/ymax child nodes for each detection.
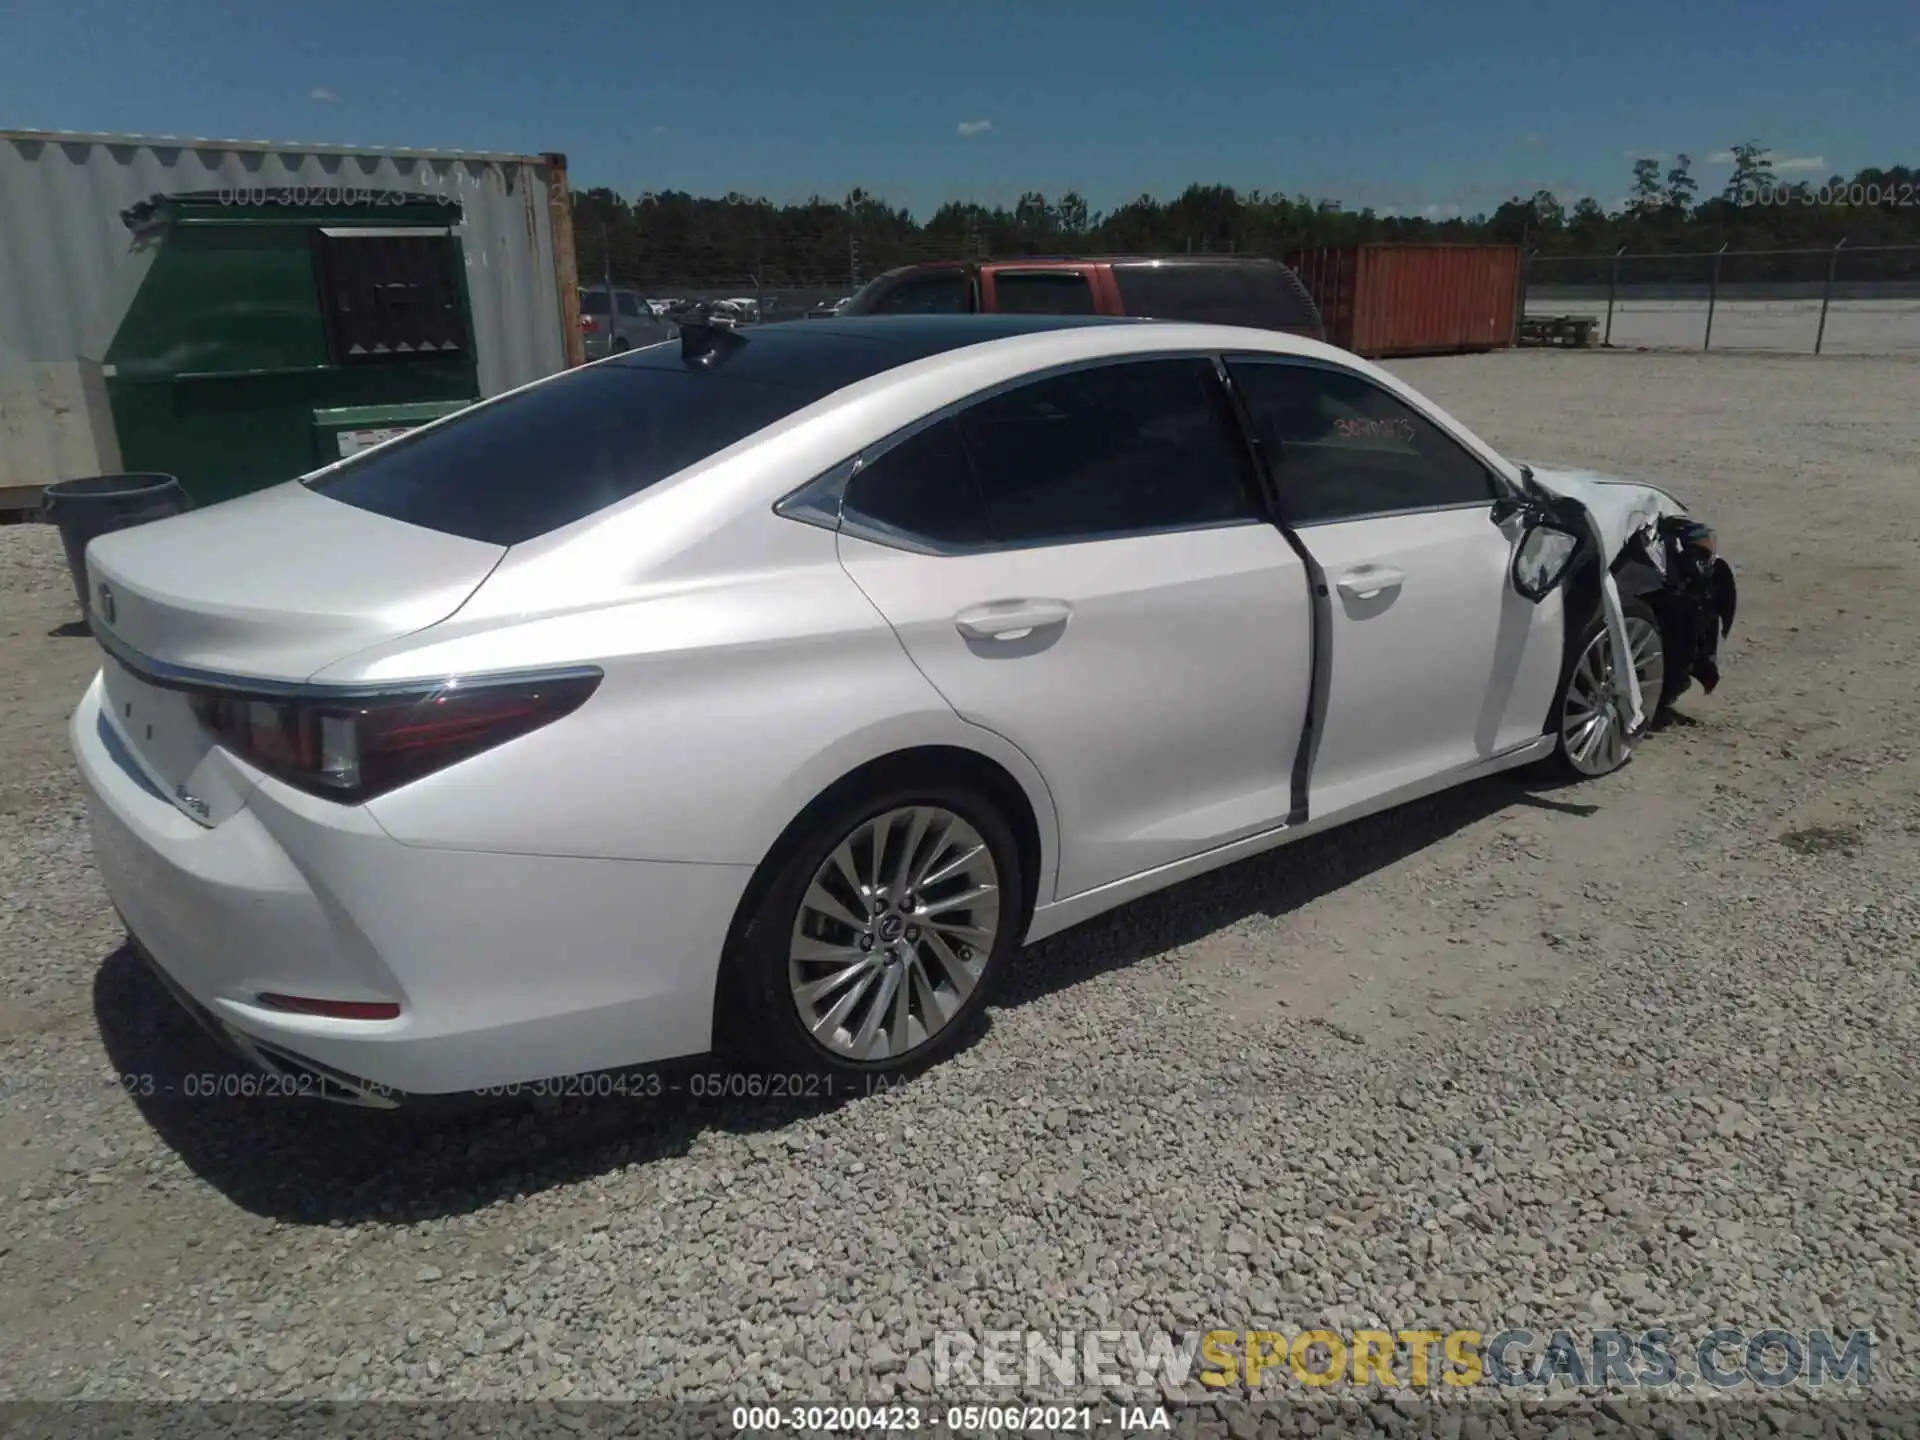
<box><xmin>1283</xmin><ymin>244</ymin><xmax>1521</xmax><ymax>358</ymax></box>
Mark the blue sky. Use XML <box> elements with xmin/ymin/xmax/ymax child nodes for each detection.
<box><xmin>3</xmin><ymin>0</ymin><xmax>1911</xmax><ymax>218</ymax></box>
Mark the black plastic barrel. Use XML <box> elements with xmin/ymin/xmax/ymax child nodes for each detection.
<box><xmin>41</xmin><ymin>473</ymin><xmax>191</xmax><ymax>621</ymax></box>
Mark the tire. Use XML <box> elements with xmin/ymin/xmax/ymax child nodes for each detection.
<box><xmin>1550</xmin><ymin>596</ymin><xmax>1667</xmax><ymax>779</ymax></box>
<box><xmin>611</xmin><ymin>338</ymin><xmax>631</xmax><ymax>354</ymax></box>
<box><xmin>721</xmin><ymin>781</ymin><xmax>1023</xmax><ymax>1078</ymax></box>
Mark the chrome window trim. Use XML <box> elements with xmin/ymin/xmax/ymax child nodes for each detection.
<box><xmin>91</xmin><ymin>620</ymin><xmax>603</xmax><ymax>702</ymax></box>
<box><xmin>1285</xmin><ymin>498</ymin><xmax>1504</xmax><ymax>529</ymax></box>
<box><xmin>774</xmin><ymin>348</ymin><xmax>1266</xmax><ymax>556</ymax></box>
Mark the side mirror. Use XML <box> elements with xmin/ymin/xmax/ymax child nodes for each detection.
<box><xmin>1511</xmin><ymin>520</ymin><xmax>1584</xmax><ymax>603</ymax></box>
<box><xmin>1489</xmin><ymin>493</ymin><xmax>1533</xmax><ymax>526</ymax></box>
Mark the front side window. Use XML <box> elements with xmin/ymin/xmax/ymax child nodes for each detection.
<box><xmin>1227</xmin><ymin>360</ymin><xmax>1497</xmax><ymax>524</ymax></box>
<box><xmin>991</xmin><ymin>272</ymin><xmax>1097</xmax><ymax>315</ymax></box>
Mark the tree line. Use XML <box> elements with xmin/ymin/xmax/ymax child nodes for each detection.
<box><xmin>570</xmin><ymin>144</ymin><xmax>1920</xmax><ymax>293</ymax></box>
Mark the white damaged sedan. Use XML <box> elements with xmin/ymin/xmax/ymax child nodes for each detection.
<box><xmin>70</xmin><ymin>314</ymin><xmax>1736</xmax><ymax>1102</ymax></box>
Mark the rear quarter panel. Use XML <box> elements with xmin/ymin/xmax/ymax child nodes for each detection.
<box><xmin>350</xmin><ymin>509</ymin><xmax>1062</xmax><ymax>896</ymax></box>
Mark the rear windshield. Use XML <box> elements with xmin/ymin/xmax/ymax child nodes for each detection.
<box><xmin>306</xmin><ymin>364</ymin><xmax>818</xmax><ymax>545</ymax></box>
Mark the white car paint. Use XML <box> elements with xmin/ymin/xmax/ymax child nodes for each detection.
<box><xmin>1525</xmin><ymin>463</ymin><xmax>1689</xmax><ymax>553</ymax></box>
<box><xmin>838</xmin><ymin>521</ymin><xmax>1312</xmax><ymax>898</ymax></box>
<box><xmin>1288</xmin><ymin>504</ymin><xmax>1566</xmax><ymax>818</ymax></box>
<box><xmin>69</xmin><ymin>319</ymin><xmax>1710</xmax><ymax>1099</ymax></box>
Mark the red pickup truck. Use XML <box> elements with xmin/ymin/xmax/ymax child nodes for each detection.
<box><xmin>839</xmin><ymin>255</ymin><xmax>1325</xmax><ymax>339</ymax></box>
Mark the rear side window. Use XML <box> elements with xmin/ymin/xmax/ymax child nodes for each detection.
<box><xmin>579</xmin><ymin>291</ymin><xmax>611</xmax><ymax>315</ymax></box>
<box><xmin>308</xmin><ymin>367</ymin><xmax>815</xmax><ymax>545</ymax></box>
<box><xmin>851</xmin><ymin>271</ymin><xmax>972</xmax><ymax>315</ymax></box>
<box><xmin>957</xmin><ymin>359</ymin><xmax>1256</xmax><ymax>543</ymax></box>
<box><xmin>991</xmin><ymin>272</ymin><xmax>1097</xmax><ymax>315</ymax></box>
<box><xmin>842</xmin><ymin>417</ymin><xmax>986</xmax><ymax>548</ymax></box>
<box><xmin>1112</xmin><ymin>262</ymin><xmax>1320</xmax><ymax>333</ymax></box>
<box><xmin>1111</xmin><ymin>263</ymin><xmax>1252</xmax><ymax>325</ymax></box>
<box><xmin>1227</xmin><ymin>360</ymin><xmax>1497</xmax><ymax>523</ymax></box>
<box><xmin>616</xmin><ymin>293</ymin><xmax>642</xmax><ymax>317</ymax></box>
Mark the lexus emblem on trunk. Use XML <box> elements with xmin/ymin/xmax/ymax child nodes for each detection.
<box><xmin>96</xmin><ymin>582</ymin><xmax>115</xmax><ymax>626</ymax></box>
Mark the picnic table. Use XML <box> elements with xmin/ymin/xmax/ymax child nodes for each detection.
<box><xmin>1519</xmin><ymin>314</ymin><xmax>1600</xmax><ymax>348</ymax></box>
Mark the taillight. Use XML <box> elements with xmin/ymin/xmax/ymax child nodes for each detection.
<box><xmin>580</xmin><ymin>315</ymin><xmax>601</xmax><ymax>332</ymax></box>
<box><xmin>188</xmin><ymin>671</ymin><xmax>600</xmax><ymax>803</ymax></box>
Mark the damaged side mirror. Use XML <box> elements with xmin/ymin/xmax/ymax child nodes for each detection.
<box><xmin>1489</xmin><ymin>493</ymin><xmax>1533</xmax><ymax>526</ymax></box>
<box><xmin>1511</xmin><ymin>520</ymin><xmax>1584</xmax><ymax>603</ymax></box>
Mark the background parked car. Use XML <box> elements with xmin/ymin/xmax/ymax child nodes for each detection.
<box><xmin>579</xmin><ymin>285</ymin><xmax>671</xmax><ymax>357</ymax></box>
<box><xmin>841</xmin><ymin>256</ymin><xmax>1325</xmax><ymax>339</ymax></box>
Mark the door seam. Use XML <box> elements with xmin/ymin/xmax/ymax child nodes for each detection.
<box><xmin>829</xmin><ymin>531</ymin><xmax>1067</xmax><ymax>904</ymax></box>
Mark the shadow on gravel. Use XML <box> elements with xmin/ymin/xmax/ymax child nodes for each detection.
<box><xmin>95</xmin><ymin>767</ymin><xmax>1591</xmax><ymax>1226</ymax></box>
<box><xmin>998</xmin><ymin>768</ymin><xmax>1562</xmax><ymax>1006</ymax></box>
<box><xmin>92</xmin><ymin>944</ymin><xmax>859</xmax><ymax>1227</ymax></box>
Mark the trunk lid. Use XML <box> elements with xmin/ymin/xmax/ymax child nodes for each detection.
<box><xmin>86</xmin><ymin>481</ymin><xmax>505</xmax><ymax>683</ymax></box>
<box><xmin>84</xmin><ymin>481</ymin><xmax>504</xmax><ymax>825</ymax></box>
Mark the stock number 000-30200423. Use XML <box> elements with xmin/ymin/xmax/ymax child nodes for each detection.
<box><xmin>472</xmin><ymin>1069</ymin><xmax>910</xmax><ymax>1101</ymax></box>
<box><xmin>216</xmin><ymin>186</ymin><xmax>460</xmax><ymax>209</ymax></box>
<box><xmin>729</xmin><ymin>1404</ymin><xmax>1146</xmax><ymax>1433</ymax></box>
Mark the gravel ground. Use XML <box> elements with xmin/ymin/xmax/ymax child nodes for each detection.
<box><xmin>2</xmin><ymin>350</ymin><xmax>1917</xmax><ymax>1432</ymax></box>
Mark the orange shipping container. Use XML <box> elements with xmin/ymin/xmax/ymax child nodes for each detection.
<box><xmin>1282</xmin><ymin>244</ymin><xmax>1521</xmax><ymax>358</ymax></box>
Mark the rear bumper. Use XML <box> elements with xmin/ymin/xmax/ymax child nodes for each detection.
<box><xmin>71</xmin><ymin>672</ymin><xmax>754</xmax><ymax>1097</ymax></box>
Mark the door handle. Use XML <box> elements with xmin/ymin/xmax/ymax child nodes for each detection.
<box><xmin>954</xmin><ymin>598</ymin><xmax>1072</xmax><ymax>641</ymax></box>
<box><xmin>1335</xmin><ymin>566</ymin><xmax>1406</xmax><ymax>601</ymax></box>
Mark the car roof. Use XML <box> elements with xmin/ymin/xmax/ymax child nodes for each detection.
<box><xmin>875</xmin><ymin>255</ymin><xmax>1292</xmax><ymax>275</ymax></box>
<box><xmin>606</xmin><ymin>313</ymin><xmax>1145</xmax><ymax>395</ymax></box>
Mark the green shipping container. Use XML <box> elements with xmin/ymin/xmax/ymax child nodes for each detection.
<box><xmin>98</xmin><ymin>192</ymin><xmax>483</xmax><ymax>507</ymax></box>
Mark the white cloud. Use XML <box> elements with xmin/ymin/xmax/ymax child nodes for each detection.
<box><xmin>650</xmin><ymin>125</ymin><xmax>669</xmax><ymax>137</ymax></box>
<box><xmin>1421</xmin><ymin>201</ymin><xmax>1462</xmax><ymax>220</ymax></box>
<box><xmin>955</xmin><ymin>119</ymin><xmax>992</xmax><ymax>137</ymax></box>
<box><xmin>309</xmin><ymin>86</ymin><xmax>340</xmax><ymax>103</ymax></box>
<box><xmin>1625</xmin><ymin>150</ymin><xmax>1665</xmax><ymax>161</ymax></box>
<box><xmin>1706</xmin><ymin>148</ymin><xmax>1826</xmax><ymax>172</ymax></box>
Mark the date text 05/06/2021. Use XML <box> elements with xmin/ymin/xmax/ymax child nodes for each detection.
<box><xmin>0</xmin><ymin>1068</ymin><xmax>903</xmax><ymax>1109</ymax></box>
<box><xmin>728</xmin><ymin>1404</ymin><xmax>1170</xmax><ymax>1434</ymax></box>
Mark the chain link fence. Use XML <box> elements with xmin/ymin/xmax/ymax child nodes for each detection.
<box><xmin>1522</xmin><ymin>243</ymin><xmax>1920</xmax><ymax>355</ymax></box>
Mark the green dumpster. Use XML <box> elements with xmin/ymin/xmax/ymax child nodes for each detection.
<box><xmin>95</xmin><ymin>191</ymin><xmax>482</xmax><ymax>508</ymax></box>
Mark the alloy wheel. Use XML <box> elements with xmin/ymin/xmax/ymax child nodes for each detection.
<box><xmin>1562</xmin><ymin>614</ymin><xmax>1665</xmax><ymax>776</ymax></box>
<box><xmin>787</xmin><ymin>806</ymin><xmax>1002</xmax><ymax>1063</ymax></box>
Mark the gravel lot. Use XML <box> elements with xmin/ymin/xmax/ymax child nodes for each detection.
<box><xmin>3</xmin><ymin>350</ymin><xmax>1917</xmax><ymax>1429</ymax></box>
